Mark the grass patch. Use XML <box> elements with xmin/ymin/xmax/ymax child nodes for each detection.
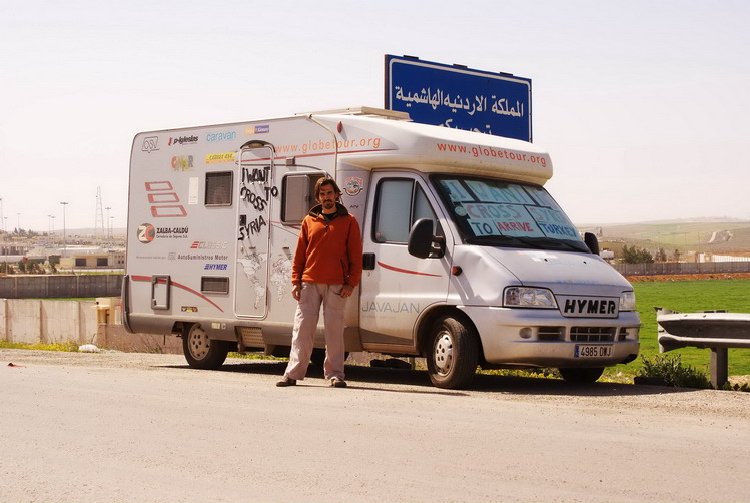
<box><xmin>0</xmin><ymin>341</ymin><xmax>80</xmax><ymax>352</ymax></box>
<box><xmin>228</xmin><ymin>352</ymin><xmax>286</xmax><ymax>361</ymax></box>
<box><xmin>615</xmin><ymin>278</ymin><xmax>750</xmax><ymax>378</ymax></box>
<box><xmin>636</xmin><ymin>354</ymin><xmax>711</xmax><ymax>388</ymax></box>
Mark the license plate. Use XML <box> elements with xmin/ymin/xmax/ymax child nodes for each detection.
<box><xmin>574</xmin><ymin>344</ymin><xmax>613</xmax><ymax>358</ymax></box>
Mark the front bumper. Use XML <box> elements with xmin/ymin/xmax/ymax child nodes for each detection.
<box><xmin>459</xmin><ymin>305</ymin><xmax>640</xmax><ymax>368</ymax></box>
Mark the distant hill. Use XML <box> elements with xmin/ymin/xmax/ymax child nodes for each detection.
<box><xmin>577</xmin><ymin>220</ymin><xmax>750</xmax><ymax>255</ymax></box>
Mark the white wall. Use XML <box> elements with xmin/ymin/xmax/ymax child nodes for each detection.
<box><xmin>1</xmin><ymin>299</ymin><xmax>99</xmax><ymax>345</ymax></box>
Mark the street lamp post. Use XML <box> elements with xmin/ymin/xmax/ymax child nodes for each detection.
<box><xmin>60</xmin><ymin>202</ymin><xmax>69</xmax><ymax>256</ymax></box>
<box><xmin>0</xmin><ymin>196</ymin><xmax>4</xmax><ymax>234</ymax></box>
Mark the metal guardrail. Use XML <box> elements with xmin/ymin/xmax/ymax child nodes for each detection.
<box><xmin>656</xmin><ymin>307</ymin><xmax>750</xmax><ymax>388</ymax></box>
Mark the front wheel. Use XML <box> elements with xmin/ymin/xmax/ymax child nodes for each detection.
<box><xmin>559</xmin><ymin>367</ymin><xmax>605</xmax><ymax>383</ymax></box>
<box><xmin>182</xmin><ymin>324</ymin><xmax>230</xmax><ymax>369</ymax></box>
<box><xmin>426</xmin><ymin>316</ymin><xmax>479</xmax><ymax>389</ymax></box>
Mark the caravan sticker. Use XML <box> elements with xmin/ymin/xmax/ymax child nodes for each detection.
<box><xmin>344</xmin><ymin>176</ymin><xmax>364</xmax><ymax>196</ymax></box>
<box><xmin>206</xmin><ymin>130</ymin><xmax>237</xmax><ymax>142</ymax></box>
<box><xmin>168</xmin><ymin>135</ymin><xmax>198</xmax><ymax>146</ymax></box>
<box><xmin>205</xmin><ymin>152</ymin><xmax>236</xmax><ymax>164</ymax></box>
<box><xmin>141</xmin><ymin>136</ymin><xmax>159</xmax><ymax>153</ymax></box>
<box><xmin>191</xmin><ymin>240</ymin><xmax>228</xmax><ymax>249</ymax></box>
<box><xmin>171</xmin><ymin>155</ymin><xmax>194</xmax><ymax>171</ymax></box>
<box><xmin>138</xmin><ymin>223</ymin><xmax>189</xmax><ymax>242</ymax></box>
<box><xmin>246</xmin><ymin>125</ymin><xmax>269</xmax><ymax>135</ymax></box>
<box><xmin>203</xmin><ymin>264</ymin><xmax>228</xmax><ymax>271</ymax></box>
<box><xmin>137</xmin><ymin>223</ymin><xmax>156</xmax><ymax>243</ymax></box>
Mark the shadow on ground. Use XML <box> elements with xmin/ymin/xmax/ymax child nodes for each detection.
<box><xmin>162</xmin><ymin>358</ymin><xmax>692</xmax><ymax>398</ymax></box>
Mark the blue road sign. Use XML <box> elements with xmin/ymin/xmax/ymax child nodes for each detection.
<box><xmin>385</xmin><ymin>55</ymin><xmax>532</xmax><ymax>142</ymax></box>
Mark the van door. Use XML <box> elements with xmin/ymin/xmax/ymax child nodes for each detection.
<box><xmin>234</xmin><ymin>143</ymin><xmax>274</xmax><ymax>318</ymax></box>
<box><xmin>359</xmin><ymin>173</ymin><xmax>452</xmax><ymax>350</ymax></box>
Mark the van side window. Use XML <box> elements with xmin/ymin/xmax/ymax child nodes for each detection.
<box><xmin>281</xmin><ymin>173</ymin><xmax>325</xmax><ymax>223</ymax></box>
<box><xmin>205</xmin><ymin>171</ymin><xmax>233</xmax><ymax>206</ymax></box>
<box><xmin>373</xmin><ymin>179</ymin><xmax>441</xmax><ymax>243</ymax></box>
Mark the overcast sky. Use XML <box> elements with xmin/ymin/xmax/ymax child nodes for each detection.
<box><xmin>1</xmin><ymin>0</ymin><xmax>748</xmax><ymax>232</ymax></box>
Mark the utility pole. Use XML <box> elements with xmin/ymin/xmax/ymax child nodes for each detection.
<box><xmin>105</xmin><ymin>206</ymin><xmax>112</xmax><ymax>238</ymax></box>
<box><xmin>60</xmin><ymin>202</ymin><xmax>69</xmax><ymax>256</ymax></box>
<box><xmin>49</xmin><ymin>215</ymin><xmax>56</xmax><ymax>245</ymax></box>
<box><xmin>95</xmin><ymin>187</ymin><xmax>105</xmax><ymax>238</ymax></box>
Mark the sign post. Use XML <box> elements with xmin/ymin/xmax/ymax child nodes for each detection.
<box><xmin>385</xmin><ymin>55</ymin><xmax>532</xmax><ymax>142</ymax></box>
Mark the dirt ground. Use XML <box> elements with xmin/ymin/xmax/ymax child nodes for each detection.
<box><xmin>2</xmin><ymin>349</ymin><xmax>749</xmax><ymax>503</ymax></box>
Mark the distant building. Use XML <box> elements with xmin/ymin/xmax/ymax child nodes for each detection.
<box><xmin>600</xmin><ymin>248</ymin><xmax>615</xmax><ymax>261</ymax></box>
<box><xmin>58</xmin><ymin>247</ymin><xmax>125</xmax><ymax>270</ymax></box>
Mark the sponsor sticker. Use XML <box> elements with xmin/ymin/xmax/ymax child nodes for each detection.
<box><xmin>344</xmin><ymin>176</ymin><xmax>364</xmax><ymax>196</ymax></box>
<box><xmin>205</xmin><ymin>152</ymin><xmax>236</xmax><ymax>164</ymax></box>
<box><xmin>247</xmin><ymin>124</ymin><xmax>269</xmax><ymax>134</ymax></box>
<box><xmin>137</xmin><ymin>223</ymin><xmax>156</xmax><ymax>243</ymax></box>
<box><xmin>206</xmin><ymin>131</ymin><xmax>237</xmax><ymax>142</ymax></box>
<box><xmin>141</xmin><ymin>136</ymin><xmax>159</xmax><ymax>153</ymax></box>
<box><xmin>168</xmin><ymin>135</ymin><xmax>198</xmax><ymax>146</ymax></box>
<box><xmin>171</xmin><ymin>155</ymin><xmax>194</xmax><ymax>171</ymax></box>
<box><xmin>137</xmin><ymin>223</ymin><xmax>189</xmax><ymax>243</ymax></box>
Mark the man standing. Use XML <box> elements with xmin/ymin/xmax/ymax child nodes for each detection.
<box><xmin>276</xmin><ymin>177</ymin><xmax>362</xmax><ymax>388</ymax></box>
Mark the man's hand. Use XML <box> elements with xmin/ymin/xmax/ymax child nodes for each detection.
<box><xmin>292</xmin><ymin>283</ymin><xmax>301</xmax><ymax>301</ymax></box>
<box><xmin>340</xmin><ymin>284</ymin><xmax>354</xmax><ymax>298</ymax></box>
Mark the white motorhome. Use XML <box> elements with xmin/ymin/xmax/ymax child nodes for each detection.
<box><xmin>123</xmin><ymin>107</ymin><xmax>640</xmax><ymax>389</ymax></box>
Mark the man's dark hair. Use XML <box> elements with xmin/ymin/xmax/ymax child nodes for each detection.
<box><xmin>314</xmin><ymin>176</ymin><xmax>341</xmax><ymax>200</ymax></box>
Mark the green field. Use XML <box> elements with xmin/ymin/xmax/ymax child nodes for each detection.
<box><xmin>613</xmin><ymin>278</ymin><xmax>750</xmax><ymax>377</ymax></box>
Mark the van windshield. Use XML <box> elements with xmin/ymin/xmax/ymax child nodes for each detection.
<box><xmin>432</xmin><ymin>175</ymin><xmax>590</xmax><ymax>252</ymax></box>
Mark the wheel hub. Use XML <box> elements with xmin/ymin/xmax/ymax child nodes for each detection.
<box><xmin>433</xmin><ymin>331</ymin><xmax>454</xmax><ymax>375</ymax></box>
<box><xmin>188</xmin><ymin>326</ymin><xmax>210</xmax><ymax>360</ymax></box>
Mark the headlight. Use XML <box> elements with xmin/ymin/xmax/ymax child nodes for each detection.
<box><xmin>619</xmin><ymin>291</ymin><xmax>636</xmax><ymax>311</ymax></box>
<box><xmin>504</xmin><ymin>287</ymin><xmax>557</xmax><ymax>309</ymax></box>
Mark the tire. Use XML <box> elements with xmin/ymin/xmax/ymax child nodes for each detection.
<box><xmin>426</xmin><ymin>316</ymin><xmax>479</xmax><ymax>389</ymax></box>
<box><xmin>182</xmin><ymin>324</ymin><xmax>230</xmax><ymax>370</ymax></box>
<box><xmin>559</xmin><ymin>367</ymin><xmax>605</xmax><ymax>384</ymax></box>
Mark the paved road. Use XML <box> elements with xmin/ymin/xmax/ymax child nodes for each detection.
<box><xmin>1</xmin><ymin>349</ymin><xmax>748</xmax><ymax>503</ymax></box>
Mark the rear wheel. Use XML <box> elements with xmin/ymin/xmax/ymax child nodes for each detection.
<box><xmin>426</xmin><ymin>316</ymin><xmax>479</xmax><ymax>389</ymax></box>
<box><xmin>182</xmin><ymin>324</ymin><xmax>229</xmax><ymax>370</ymax></box>
<box><xmin>559</xmin><ymin>367</ymin><xmax>605</xmax><ymax>383</ymax></box>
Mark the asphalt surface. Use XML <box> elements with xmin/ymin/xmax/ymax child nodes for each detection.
<box><xmin>1</xmin><ymin>349</ymin><xmax>748</xmax><ymax>503</ymax></box>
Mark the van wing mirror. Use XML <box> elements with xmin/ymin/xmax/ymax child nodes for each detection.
<box><xmin>408</xmin><ymin>218</ymin><xmax>445</xmax><ymax>259</ymax></box>
<box><xmin>584</xmin><ymin>232</ymin><xmax>600</xmax><ymax>255</ymax></box>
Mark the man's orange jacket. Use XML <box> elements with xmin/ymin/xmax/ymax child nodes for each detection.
<box><xmin>292</xmin><ymin>203</ymin><xmax>363</xmax><ymax>288</ymax></box>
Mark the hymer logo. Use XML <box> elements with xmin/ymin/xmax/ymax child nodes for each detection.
<box><xmin>563</xmin><ymin>298</ymin><xmax>617</xmax><ymax>317</ymax></box>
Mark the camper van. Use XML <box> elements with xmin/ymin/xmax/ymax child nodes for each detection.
<box><xmin>123</xmin><ymin>107</ymin><xmax>640</xmax><ymax>389</ymax></box>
